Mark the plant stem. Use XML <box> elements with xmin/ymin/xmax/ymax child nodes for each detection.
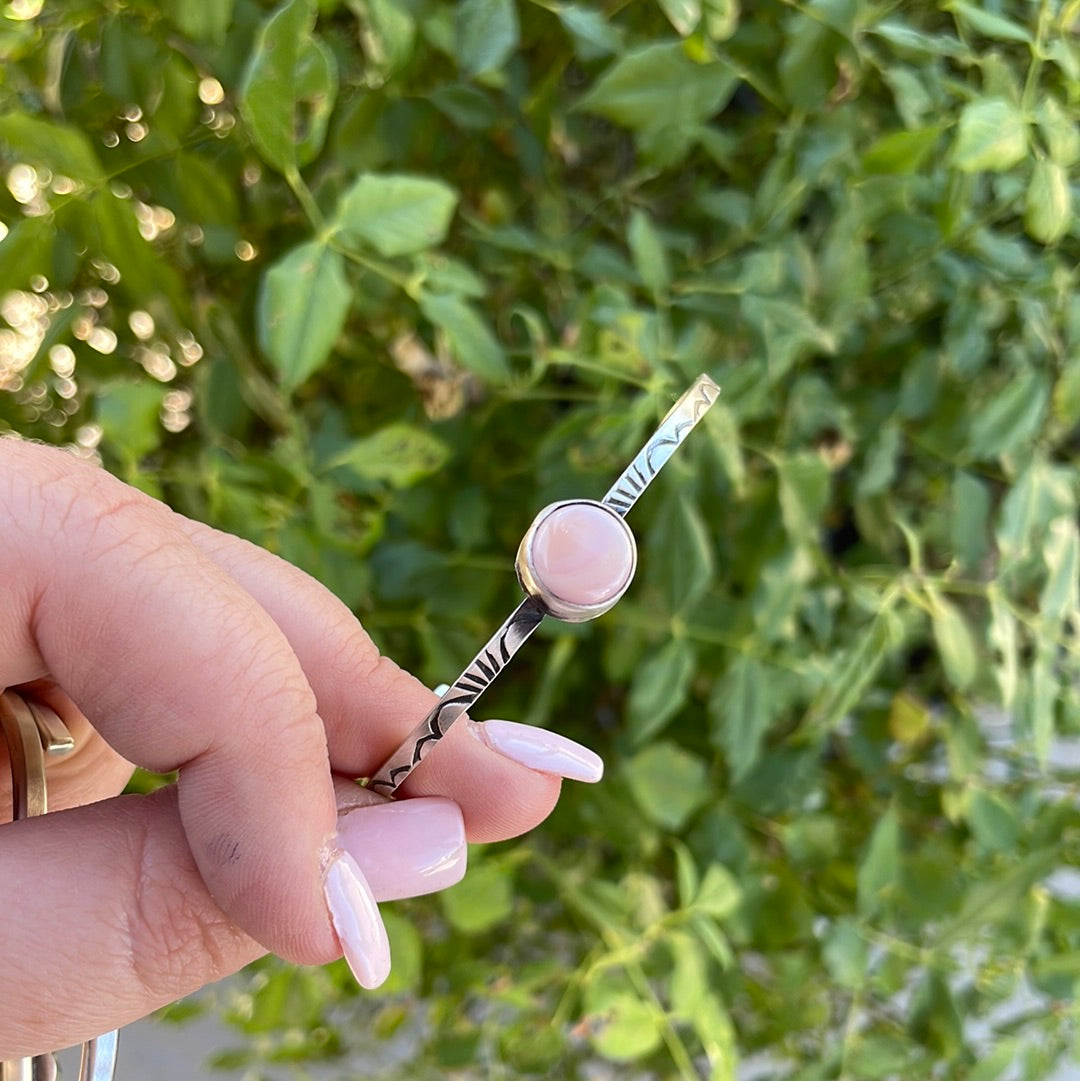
<box><xmin>285</xmin><ymin>167</ymin><xmax>324</xmax><ymax>232</ymax></box>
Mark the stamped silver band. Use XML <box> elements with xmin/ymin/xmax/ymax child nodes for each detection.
<box><xmin>367</xmin><ymin>374</ymin><xmax>720</xmax><ymax>796</ymax></box>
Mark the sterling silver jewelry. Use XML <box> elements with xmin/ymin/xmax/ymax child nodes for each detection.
<box><xmin>0</xmin><ymin>691</ymin><xmax>120</xmax><ymax>1081</ymax></box>
<box><xmin>368</xmin><ymin>374</ymin><xmax>720</xmax><ymax>796</ymax></box>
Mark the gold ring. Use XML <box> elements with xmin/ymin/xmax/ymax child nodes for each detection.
<box><xmin>0</xmin><ymin>690</ymin><xmax>119</xmax><ymax>1081</ymax></box>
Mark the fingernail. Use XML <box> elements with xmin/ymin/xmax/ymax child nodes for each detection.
<box><xmin>323</xmin><ymin>851</ymin><xmax>391</xmax><ymax>990</ymax></box>
<box><xmin>337</xmin><ymin>797</ymin><xmax>467</xmax><ymax>902</ymax></box>
<box><xmin>469</xmin><ymin>719</ymin><xmax>604</xmax><ymax>783</ymax></box>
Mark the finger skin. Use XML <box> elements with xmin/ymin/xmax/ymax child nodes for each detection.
<box><xmin>0</xmin><ymin>441</ymin><xmax>341</xmax><ymax>967</ymax></box>
<box><xmin>176</xmin><ymin>518</ymin><xmax>563</xmax><ymax>843</ymax></box>
<box><xmin>0</xmin><ymin>786</ymin><xmax>259</xmax><ymax>1058</ymax></box>
<box><xmin>0</xmin><ymin>780</ymin><xmax>464</xmax><ymax>1058</ymax></box>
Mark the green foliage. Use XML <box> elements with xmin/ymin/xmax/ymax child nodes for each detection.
<box><xmin>257</xmin><ymin>238</ymin><xmax>350</xmax><ymax>390</ymax></box>
<box><xmin>2</xmin><ymin>0</ymin><xmax>1080</xmax><ymax>1078</ymax></box>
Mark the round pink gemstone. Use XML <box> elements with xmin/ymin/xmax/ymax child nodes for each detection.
<box><xmin>530</xmin><ymin>503</ymin><xmax>634</xmax><ymax>606</ymax></box>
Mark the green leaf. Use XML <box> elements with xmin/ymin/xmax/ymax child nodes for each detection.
<box><xmin>967</xmin><ymin>370</ymin><xmax>1050</xmax><ymax>460</ymax></box>
<box><xmin>100</xmin><ymin>16</ymin><xmax>165</xmax><ymax>107</ymax></box>
<box><xmin>330</xmin><ymin>423</ymin><xmax>450</xmax><ymax>488</ymax></box>
<box><xmin>154</xmin><ymin>53</ymin><xmax>201</xmax><ymax>144</ymax></box>
<box><xmin>335</xmin><ymin>173</ymin><xmax>459</xmax><ymax>257</ymax></box>
<box><xmin>751</xmin><ymin>548</ymin><xmax>810</xmax><ymax>642</ymax></box>
<box><xmin>587</xmin><ymin>994</ymin><xmax>662</xmax><ymax>1062</ymax></box>
<box><xmin>257</xmin><ymin>240</ymin><xmax>351</xmax><ymax>391</ymax></box>
<box><xmin>741</xmin><ymin>296</ymin><xmax>837</xmax><ymax>377</ymax></box>
<box><xmin>627</xmin><ymin>208</ymin><xmax>670</xmax><ymax>295</ymax></box>
<box><xmin>669</xmin><ymin>929</ymin><xmax>709</xmax><ymax>1020</ymax></box>
<box><xmin>698</xmin><ymin>999</ymin><xmax>737</xmax><ymax>1080</ymax></box>
<box><xmin>455</xmin><ymin>0</ymin><xmax>520</xmax><ymax>77</ymax></box>
<box><xmin>996</xmin><ymin>458</ymin><xmax>1076</xmax><ymax>567</ymax></box>
<box><xmin>951</xmin><ymin>98</ymin><xmax>1028</xmax><ymax>173</ymax></box>
<box><xmin>1054</xmin><ymin>355</ymin><xmax>1080</xmax><ymax>428</ymax></box>
<box><xmin>690</xmin><ymin>912</ymin><xmax>735</xmax><ymax>968</ymax></box>
<box><xmin>857</xmin><ymin>421</ymin><xmax>901</xmax><ymax>497</ymax></box>
<box><xmin>856</xmin><ymin>805</ymin><xmax>900</xmax><ymax>916</ymax></box>
<box><xmin>626</xmin><ymin>637</ymin><xmax>696</xmax><ymax>744</ymax></box>
<box><xmin>567</xmin><ymin>880</ymin><xmax>634</xmax><ymax>934</ymax></box>
<box><xmin>967</xmin><ymin>1040</ymin><xmax>1023</xmax><ymax>1081</ymax></box>
<box><xmin>703</xmin><ymin>0</ymin><xmax>739</xmax><ymax>41</ymax></box>
<box><xmin>703</xmin><ymin>399</ymin><xmax>745</xmax><ymax>493</ymax></box>
<box><xmin>440</xmin><ymin>857</ymin><xmax>514</xmax><ymax>933</ymax></box>
<box><xmin>379</xmin><ymin>910</ymin><xmax>423</xmax><ymax>993</ymax></box>
<box><xmin>882</xmin><ymin>65</ymin><xmax>934</xmax><ymax>127</ymax></box>
<box><xmin>239</xmin><ymin>0</ymin><xmax>338</xmax><ymax>173</ymax></box>
<box><xmin>417</xmin><ymin>291</ymin><xmax>510</xmax><ymax>383</ymax></box>
<box><xmin>946</xmin><ymin>1</ymin><xmax>1031</xmax><ymax>43</ymax></box>
<box><xmin>576</xmin><ymin>43</ymin><xmax>737</xmax><ymax>133</ymax></box>
<box><xmin>909</xmin><ymin>971</ymin><xmax>963</xmax><ymax>1058</ymax></box>
<box><xmin>0</xmin><ymin>113</ymin><xmax>103</xmax><ymax>181</ymax></box>
<box><xmin>1025</xmin><ymin>158</ymin><xmax>1072</xmax><ymax>245</ymax></box>
<box><xmin>557</xmin><ymin>4</ymin><xmax>623</xmax><ymax>59</ymax></box>
<box><xmin>80</xmin><ymin>192</ymin><xmax>187</xmax><ymax>315</ymax></box>
<box><xmin>658</xmin><ymin>0</ymin><xmax>701</xmax><ymax>37</ymax></box>
<box><xmin>844</xmin><ymin>1037</ymin><xmax>917</xmax><ymax>1079</ymax></box>
<box><xmin>989</xmin><ymin>590</ymin><xmax>1019</xmax><ymax>711</ymax></box>
<box><xmin>623</xmin><ymin>740</ymin><xmax>709</xmax><ymax>832</ymax></box>
<box><xmin>1035</xmin><ymin>97</ymin><xmax>1080</xmax><ymax>166</ymax></box>
<box><xmin>779</xmin><ymin>15</ymin><xmax>843</xmax><ymax>112</ymax></box>
<box><xmin>710</xmin><ymin>655</ymin><xmax>772</xmax><ymax>781</ymax></box>
<box><xmin>862</xmin><ymin>127</ymin><xmax>941</xmax><ymax>174</ymax></box>
<box><xmin>673</xmin><ymin>840</ymin><xmax>700</xmax><ymax>907</ymax></box>
<box><xmin>937</xmin><ymin>849</ymin><xmax>1056</xmax><ymax>945</ymax></box>
<box><xmin>950</xmin><ymin>470</ymin><xmax>991</xmax><ymax>570</ymax></box>
<box><xmin>291</xmin><ymin>39</ymin><xmax>338</xmax><ymax>167</ymax></box>
<box><xmin>777</xmin><ymin>452</ymin><xmax>830</xmax><ymax>547</ymax></box>
<box><xmin>694</xmin><ymin>863</ymin><xmax>741</xmax><ymax>919</ymax></box>
<box><xmin>95</xmin><ymin>382</ymin><xmax>164</xmax><ymax>465</ymax></box>
<box><xmin>806</xmin><ymin>608</ymin><xmax>899</xmax><ymax>735</ymax></box>
<box><xmin>358</xmin><ymin>0</ymin><xmax>417</xmax><ymax>77</ymax></box>
<box><xmin>160</xmin><ymin>0</ymin><xmax>236</xmax><ymax>42</ymax></box>
<box><xmin>649</xmin><ymin>492</ymin><xmax>714</xmax><ymax>613</ymax></box>
<box><xmin>823</xmin><ymin>918</ymin><xmax>869</xmax><ymax>989</ymax></box>
<box><xmin>870</xmin><ymin>18</ymin><xmax>968</xmax><ymax>58</ymax></box>
<box><xmin>0</xmin><ymin>216</ymin><xmax>53</xmax><ymax>297</ymax></box>
<box><xmin>1039</xmin><ymin>517</ymin><xmax>1079</xmax><ymax>624</ymax></box>
<box><xmin>889</xmin><ymin>691</ymin><xmax>931</xmax><ymax>745</ymax></box>
<box><xmin>929</xmin><ymin>590</ymin><xmax>978</xmax><ymax>692</ymax></box>
<box><xmin>947</xmin><ymin>709</ymin><xmax>990</xmax><ymax>786</ymax></box>
<box><xmin>965</xmin><ymin>789</ymin><xmax>1019</xmax><ymax>852</ymax></box>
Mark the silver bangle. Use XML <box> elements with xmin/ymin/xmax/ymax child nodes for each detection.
<box><xmin>368</xmin><ymin>374</ymin><xmax>720</xmax><ymax>796</ymax></box>
<box><xmin>0</xmin><ymin>691</ymin><xmax>119</xmax><ymax>1081</ymax></box>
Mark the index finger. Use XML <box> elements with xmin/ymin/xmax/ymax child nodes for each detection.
<box><xmin>0</xmin><ymin>441</ymin><xmax>340</xmax><ymax>967</ymax></box>
<box><xmin>175</xmin><ymin>519</ymin><xmax>571</xmax><ymax>843</ymax></box>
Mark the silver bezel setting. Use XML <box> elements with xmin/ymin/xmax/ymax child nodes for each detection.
<box><xmin>516</xmin><ymin>499</ymin><xmax>638</xmax><ymax>623</ymax></box>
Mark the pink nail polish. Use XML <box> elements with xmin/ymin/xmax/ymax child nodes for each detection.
<box><xmin>323</xmin><ymin>851</ymin><xmax>391</xmax><ymax>990</ymax></box>
<box><xmin>337</xmin><ymin>797</ymin><xmax>467</xmax><ymax>901</ymax></box>
<box><xmin>470</xmin><ymin>719</ymin><xmax>604</xmax><ymax>783</ymax></box>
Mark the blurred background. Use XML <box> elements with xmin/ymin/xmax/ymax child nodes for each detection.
<box><xmin>2</xmin><ymin>0</ymin><xmax>1080</xmax><ymax>1078</ymax></box>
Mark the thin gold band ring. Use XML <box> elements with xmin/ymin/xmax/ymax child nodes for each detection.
<box><xmin>0</xmin><ymin>690</ymin><xmax>119</xmax><ymax>1081</ymax></box>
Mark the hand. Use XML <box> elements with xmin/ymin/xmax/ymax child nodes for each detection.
<box><xmin>0</xmin><ymin>440</ymin><xmax>602</xmax><ymax>1059</ymax></box>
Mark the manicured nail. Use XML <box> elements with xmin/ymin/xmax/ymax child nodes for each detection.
<box><xmin>337</xmin><ymin>797</ymin><xmax>467</xmax><ymax>902</ymax></box>
<box><xmin>323</xmin><ymin>851</ymin><xmax>391</xmax><ymax>990</ymax></box>
<box><xmin>469</xmin><ymin>719</ymin><xmax>604</xmax><ymax>783</ymax></box>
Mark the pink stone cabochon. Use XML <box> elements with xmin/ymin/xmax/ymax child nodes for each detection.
<box><xmin>529</xmin><ymin>502</ymin><xmax>635</xmax><ymax>606</ymax></box>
